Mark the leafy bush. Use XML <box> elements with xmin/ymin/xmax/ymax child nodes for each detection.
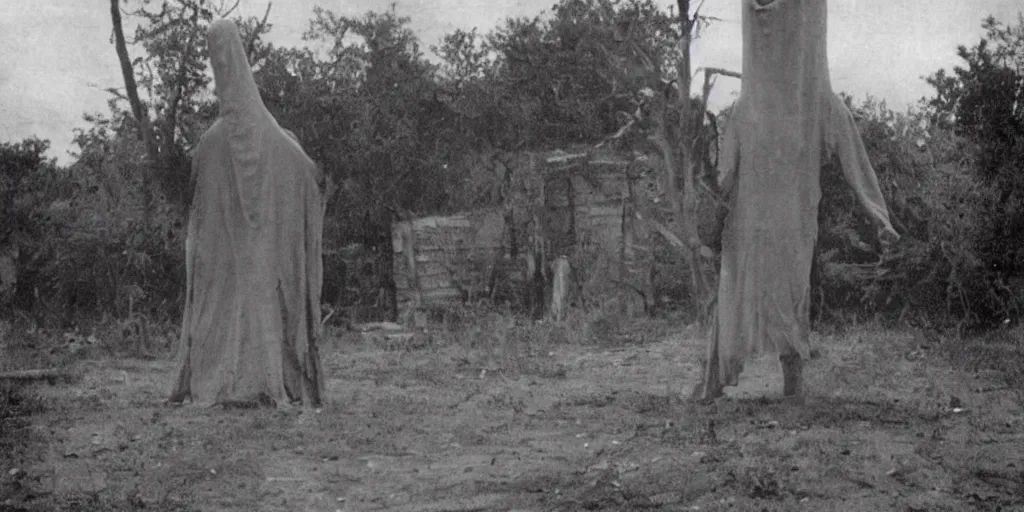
<box><xmin>5</xmin><ymin>5</ymin><xmax>1021</xmax><ymax>336</ymax></box>
<box><xmin>2</xmin><ymin>128</ymin><xmax>185</xmax><ymax>329</ymax></box>
<box><xmin>811</xmin><ymin>14</ymin><xmax>1024</xmax><ymax>332</ymax></box>
<box><xmin>1</xmin><ymin>139</ymin><xmax>76</xmax><ymax>317</ymax></box>
<box><xmin>814</xmin><ymin>97</ymin><xmax>1020</xmax><ymax>330</ymax></box>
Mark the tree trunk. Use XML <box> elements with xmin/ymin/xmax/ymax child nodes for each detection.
<box><xmin>110</xmin><ymin>0</ymin><xmax>158</xmax><ymax>223</ymax></box>
<box><xmin>657</xmin><ymin>0</ymin><xmax>715</xmax><ymax>328</ymax></box>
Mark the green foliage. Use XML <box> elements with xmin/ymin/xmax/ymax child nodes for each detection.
<box><xmin>111</xmin><ymin>0</ymin><xmax>276</xmax><ymax>208</ymax></box>
<box><xmin>295</xmin><ymin>5</ymin><xmax>453</xmax><ymax>216</ymax></box>
<box><xmin>1</xmin><ymin>130</ymin><xmax>185</xmax><ymax>326</ymax></box>
<box><xmin>0</xmin><ymin>138</ymin><xmax>76</xmax><ymax>317</ymax></box>
<box><xmin>917</xmin><ymin>13</ymin><xmax>1024</xmax><ymax>328</ymax></box>
<box><xmin>0</xmin><ymin>1</ymin><xmax>282</xmax><ymax>328</ymax></box>
<box><xmin>251</xmin><ymin>0</ymin><xmax>701</xmax><ymax>319</ymax></box>
<box><xmin>814</xmin><ymin>92</ymin><xmax>1020</xmax><ymax>330</ymax></box>
<box><xmin>11</xmin><ymin>2</ymin><xmax>1022</xmax><ymax>333</ymax></box>
<box><xmin>0</xmin><ymin>138</ymin><xmax>59</xmax><ymax>247</ymax></box>
<box><xmin>922</xmin><ymin>15</ymin><xmax>1024</xmax><ymax>273</ymax></box>
<box><xmin>810</xmin><ymin>13</ymin><xmax>1024</xmax><ymax>331</ymax></box>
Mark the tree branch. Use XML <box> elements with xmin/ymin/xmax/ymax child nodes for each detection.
<box><xmin>246</xmin><ymin>2</ymin><xmax>273</xmax><ymax>64</ymax></box>
<box><xmin>703</xmin><ymin>67</ymin><xmax>741</xmax><ymax>80</ymax></box>
<box><xmin>673</xmin><ymin>0</ymin><xmax>718</xmax><ymax>328</ymax></box>
<box><xmin>693</xmin><ymin>67</ymin><xmax>740</xmax><ymax>180</ymax></box>
<box><xmin>221</xmin><ymin>0</ymin><xmax>241</xmax><ymax>17</ymax></box>
<box><xmin>110</xmin><ymin>0</ymin><xmax>159</xmax><ymax>225</ymax></box>
<box><xmin>162</xmin><ymin>3</ymin><xmax>201</xmax><ymax>167</ymax></box>
<box><xmin>595</xmin><ymin>115</ymin><xmax>637</xmax><ymax>148</ymax></box>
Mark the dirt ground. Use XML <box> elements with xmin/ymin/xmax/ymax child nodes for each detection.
<box><xmin>2</xmin><ymin>322</ymin><xmax>1024</xmax><ymax>511</ymax></box>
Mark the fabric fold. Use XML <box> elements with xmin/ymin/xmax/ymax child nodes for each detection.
<box><xmin>695</xmin><ymin>0</ymin><xmax>897</xmax><ymax>400</ymax></box>
<box><xmin>169</xmin><ymin>19</ymin><xmax>326</xmax><ymax>408</ymax></box>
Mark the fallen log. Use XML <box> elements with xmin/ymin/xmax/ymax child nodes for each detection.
<box><xmin>0</xmin><ymin>368</ymin><xmax>63</xmax><ymax>383</ymax></box>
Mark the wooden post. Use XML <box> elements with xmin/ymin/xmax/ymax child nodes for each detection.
<box><xmin>397</xmin><ymin>219</ymin><xmax>422</xmax><ymax>325</ymax></box>
<box><xmin>549</xmin><ymin>255</ymin><xmax>571</xmax><ymax>321</ymax></box>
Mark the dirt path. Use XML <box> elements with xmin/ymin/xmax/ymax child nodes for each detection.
<box><xmin>3</xmin><ymin>325</ymin><xmax>1023</xmax><ymax>511</ymax></box>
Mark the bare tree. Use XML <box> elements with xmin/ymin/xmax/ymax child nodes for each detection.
<box><xmin>110</xmin><ymin>0</ymin><xmax>159</xmax><ymax>219</ymax></box>
<box><xmin>600</xmin><ymin>0</ymin><xmax>738</xmax><ymax>327</ymax></box>
<box><xmin>108</xmin><ymin>0</ymin><xmax>275</xmax><ymax>211</ymax></box>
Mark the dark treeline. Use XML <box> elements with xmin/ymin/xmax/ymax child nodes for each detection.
<box><xmin>1</xmin><ymin>2</ymin><xmax>1022</xmax><ymax>333</ymax></box>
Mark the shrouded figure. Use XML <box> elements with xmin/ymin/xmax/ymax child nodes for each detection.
<box><xmin>692</xmin><ymin>0</ymin><xmax>899</xmax><ymax>402</ymax></box>
<box><xmin>168</xmin><ymin>19</ymin><xmax>327</xmax><ymax>407</ymax></box>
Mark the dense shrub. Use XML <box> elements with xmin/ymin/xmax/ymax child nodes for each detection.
<box><xmin>1</xmin><ymin>127</ymin><xmax>185</xmax><ymax>328</ymax></box>
<box><xmin>3</xmin><ymin>5</ymin><xmax>1022</xmax><ymax>335</ymax></box>
<box><xmin>814</xmin><ymin>96</ymin><xmax>1020</xmax><ymax>330</ymax></box>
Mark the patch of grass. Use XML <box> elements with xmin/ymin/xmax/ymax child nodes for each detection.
<box><xmin>1</xmin><ymin>321</ymin><xmax>56</xmax><ymax>476</ymax></box>
<box><xmin>0</xmin><ymin>317</ymin><xmax>172</xmax><ymax>512</ymax></box>
<box><xmin>432</xmin><ymin>312</ymin><xmax>569</xmax><ymax>379</ymax></box>
<box><xmin>941</xmin><ymin>325</ymin><xmax>1024</xmax><ymax>393</ymax></box>
<box><xmin>423</xmin><ymin>303</ymin><xmax>675</xmax><ymax>383</ymax></box>
<box><xmin>0</xmin><ymin>383</ymin><xmax>46</xmax><ymax>419</ymax></box>
<box><xmin>1</xmin><ymin>384</ymin><xmax>50</xmax><ymax>510</ymax></box>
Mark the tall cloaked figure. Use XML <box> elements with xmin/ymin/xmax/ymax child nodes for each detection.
<box><xmin>693</xmin><ymin>0</ymin><xmax>899</xmax><ymax>402</ymax></box>
<box><xmin>169</xmin><ymin>19</ymin><xmax>327</xmax><ymax>407</ymax></box>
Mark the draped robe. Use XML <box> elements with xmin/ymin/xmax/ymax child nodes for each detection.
<box><xmin>697</xmin><ymin>0</ymin><xmax>899</xmax><ymax>397</ymax></box>
<box><xmin>168</xmin><ymin>19</ymin><xmax>326</xmax><ymax>407</ymax></box>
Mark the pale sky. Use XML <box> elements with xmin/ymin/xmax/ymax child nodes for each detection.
<box><xmin>1</xmin><ymin>0</ymin><xmax>1021</xmax><ymax>164</ymax></box>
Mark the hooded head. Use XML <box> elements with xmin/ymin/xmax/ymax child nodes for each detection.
<box><xmin>740</xmin><ymin>0</ymin><xmax>832</xmax><ymax>114</ymax></box>
<box><xmin>206</xmin><ymin>19</ymin><xmax>278</xmax><ymax>224</ymax></box>
<box><xmin>208</xmin><ymin>19</ymin><xmax>267</xmax><ymax>119</ymax></box>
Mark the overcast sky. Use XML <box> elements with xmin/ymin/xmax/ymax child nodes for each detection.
<box><xmin>1</xmin><ymin>0</ymin><xmax>1021</xmax><ymax>163</ymax></box>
